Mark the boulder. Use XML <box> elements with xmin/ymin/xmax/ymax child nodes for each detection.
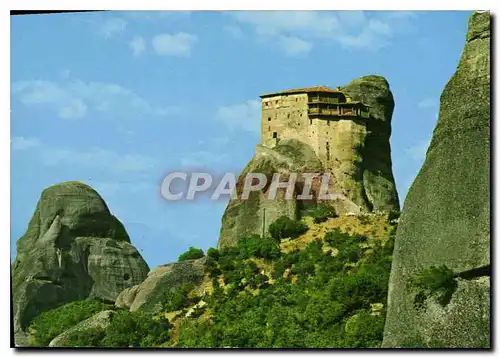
<box><xmin>115</xmin><ymin>257</ymin><xmax>206</xmax><ymax>314</ymax></box>
<box><xmin>48</xmin><ymin>310</ymin><xmax>115</xmax><ymax>347</ymax></box>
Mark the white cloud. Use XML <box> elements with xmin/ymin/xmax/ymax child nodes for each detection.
<box><xmin>418</xmin><ymin>98</ymin><xmax>438</xmax><ymax>109</ymax></box>
<box><xmin>151</xmin><ymin>33</ymin><xmax>198</xmax><ymax>57</ymax></box>
<box><xmin>406</xmin><ymin>138</ymin><xmax>431</xmax><ymax>162</ymax></box>
<box><xmin>11</xmin><ymin>79</ymin><xmax>178</xmax><ymax>119</ymax></box>
<box><xmin>229</xmin><ymin>11</ymin><xmax>415</xmax><ymax>54</ymax></box>
<box><xmin>278</xmin><ymin>35</ymin><xmax>313</xmax><ymax>56</ymax></box>
<box><xmin>129</xmin><ymin>36</ymin><xmax>146</xmax><ymax>57</ymax></box>
<box><xmin>97</xmin><ymin>17</ymin><xmax>127</xmax><ymax>38</ymax></box>
<box><xmin>215</xmin><ymin>99</ymin><xmax>260</xmax><ymax>134</ymax></box>
<box><xmin>11</xmin><ymin>136</ymin><xmax>41</xmax><ymax>150</ymax></box>
<box><xmin>14</xmin><ymin>138</ymin><xmax>157</xmax><ymax>173</ymax></box>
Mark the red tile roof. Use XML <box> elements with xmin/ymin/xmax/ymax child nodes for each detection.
<box><xmin>260</xmin><ymin>86</ymin><xmax>343</xmax><ymax>98</ymax></box>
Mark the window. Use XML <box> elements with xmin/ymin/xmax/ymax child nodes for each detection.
<box><xmin>275</xmin><ymin>100</ymin><xmax>279</xmax><ymax>104</ymax></box>
<box><xmin>268</xmin><ymin>126</ymin><xmax>271</xmax><ymax>131</ymax></box>
<box><xmin>268</xmin><ymin>117</ymin><xmax>271</xmax><ymax>121</ymax></box>
<box><xmin>273</xmin><ymin>132</ymin><xmax>278</xmax><ymax>139</ymax></box>
<box><xmin>287</xmin><ymin>114</ymin><xmax>290</xmax><ymax>118</ymax></box>
<box><xmin>309</xmin><ymin>119</ymin><xmax>312</xmax><ymax>125</ymax></box>
<box><xmin>327</xmin><ymin>120</ymin><xmax>330</xmax><ymax>126</ymax></box>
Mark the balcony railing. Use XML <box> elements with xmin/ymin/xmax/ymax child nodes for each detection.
<box><xmin>308</xmin><ymin>97</ymin><xmax>339</xmax><ymax>104</ymax></box>
<box><xmin>308</xmin><ymin>108</ymin><xmax>369</xmax><ymax>117</ymax></box>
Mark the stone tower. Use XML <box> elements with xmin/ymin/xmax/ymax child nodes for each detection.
<box><xmin>260</xmin><ymin>86</ymin><xmax>370</xmax><ymax>170</ymax></box>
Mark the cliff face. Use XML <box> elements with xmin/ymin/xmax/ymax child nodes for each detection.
<box><xmin>218</xmin><ymin>76</ymin><xmax>399</xmax><ymax>248</ymax></box>
<box><xmin>382</xmin><ymin>12</ymin><xmax>490</xmax><ymax>348</ymax></box>
<box><xmin>11</xmin><ymin>181</ymin><xmax>150</xmax><ymax>345</ymax></box>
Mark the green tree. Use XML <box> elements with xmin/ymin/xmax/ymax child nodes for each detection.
<box><xmin>268</xmin><ymin>216</ymin><xmax>308</xmax><ymax>241</ymax></box>
<box><xmin>178</xmin><ymin>247</ymin><xmax>204</xmax><ymax>262</ymax></box>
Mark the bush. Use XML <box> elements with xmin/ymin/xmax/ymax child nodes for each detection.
<box><xmin>324</xmin><ymin>229</ymin><xmax>353</xmax><ymax>247</ymax></box>
<box><xmin>178</xmin><ymin>247</ymin><xmax>204</xmax><ymax>262</ymax></box>
<box><xmin>268</xmin><ymin>216</ymin><xmax>308</xmax><ymax>241</ymax></box>
<box><xmin>237</xmin><ymin>235</ymin><xmax>280</xmax><ymax>259</ymax></box>
<box><xmin>344</xmin><ymin>311</ymin><xmax>385</xmax><ymax>348</ymax></box>
<box><xmin>28</xmin><ymin>298</ymin><xmax>114</xmax><ymax>347</ymax></box>
<box><xmin>62</xmin><ymin>328</ymin><xmax>106</xmax><ymax>347</ymax></box>
<box><xmin>207</xmin><ymin>247</ymin><xmax>220</xmax><ymax>261</ymax></box>
<box><xmin>162</xmin><ymin>283</ymin><xmax>197</xmax><ymax>312</ymax></box>
<box><xmin>307</xmin><ymin>204</ymin><xmax>338</xmax><ymax>223</ymax></box>
<box><xmin>101</xmin><ymin>310</ymin><xmax>171</xmax><ymax>347</ymax></box>
<box><xmin>407</xmin><ymin>265</ymin><xmax>457</xmax><ymax>310</ymax></box>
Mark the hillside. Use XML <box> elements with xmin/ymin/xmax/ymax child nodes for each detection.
<box><xmin>24</xmin><ymin>209</ymin><xmax>398</xmax><ymax>348</ymax></box>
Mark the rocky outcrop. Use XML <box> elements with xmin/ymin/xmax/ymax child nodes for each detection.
<box><xmin>49</xmin><ymin>310</ymin><xmax>115</xmax><ymax>347</ymax></box>
<box><xmin>217</xmin><ymin>76</ymin><xmax>399</xmax><ymax>248</ymax></box>
<box><xmin>11</xmin><ymin>181</ymin><xmax>149</xmax><ymax>345</ymax></box>
<box><xmin>342</xmin><ymin>76</ymin><xmax>400</xmax><ymax>212</ymax></box>
<box><xmin>382</xmin><ymin>12</ymin><xmax>490</xmax><ymax>348</ymax></box>
<box><xmin>115</xmin><ymin>257</ymin><xmax>206</xmax><ymax>314</ymax></box>
<box><xmin>218</xmin><ymin>139</ymin><xmax>325</xmax><ymax>248</ymax></box>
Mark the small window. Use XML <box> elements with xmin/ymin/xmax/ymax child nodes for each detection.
<box><xmin>275</xmin><ymin>100</ymin><xmax>279</xmax><ymax>104</ymax></box>
<box><xmin>309</xmin><ymin>119</ymin><xmax>312</xmax><ymax>125</ymax></box>
<box><xmin>287</xmin><ymin>114</ymin><xmax>290</xmax><ymax>118</ymax></box>
<box><xmin>273</xmin><ymin>132</ymin><xmax>278</xmax><ymax>139</ymax></box>
<box><xmin>268</xmin><ymin>117</ymin><xmax>271</xmax><ymax>121</ymax></box>
<box><xmin>296</xmin><ymin>98</ymin><xmax>298</xmax><ymax>102</ymax></box>
<box><xmin>268</xmin><ymin>126</ymin><xmax>271</xmax><ymax>131</ymax></box>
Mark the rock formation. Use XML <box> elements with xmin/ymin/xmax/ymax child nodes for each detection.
<box><xmin>382</xmin><ymin>12</ymin><xmax>490</xmax><ymax>348</ymax></box>
<box><xmin>218</xmin><ymin>76</ymin><xmax>399</xmax><ymax>248</ymax></box>
<box><xmin>11</xmin><ymin>181</ymin><xmax>149</xmax><ymax>346</ymax></box>
<box><xmin>49</xmin><ymin>310</ymin><xmax>115</xmax><ymax>347</ymax></box>
<box><xmin>115</xmin><ymin>257</ymin><xmax>206</xmax><ymax>314</ymax></box>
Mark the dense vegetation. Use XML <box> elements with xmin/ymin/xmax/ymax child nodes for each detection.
<box><xmin>62</xmin><ymin>310</ymin><xmax>172</xmax><ymax>347</ymax></box>
<box><xmin>27</xmin><ymin>298</ymin><xmax>114</xmax><ymax>347</ymax></box>
<box><xmin>27</xmin><ymin>215</ymin><xmax>396</xmax><ymax>348</ymax></box>
<box><xmin>175</xmin><ymin>225</ymin><xmax>395</xmax><ymax>348</ymax></box>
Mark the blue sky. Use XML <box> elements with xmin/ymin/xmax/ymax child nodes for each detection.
<box><xmin>11</xmin><ymin>10</ymin><xmax>471</xmax><ymax>268</ymax></box>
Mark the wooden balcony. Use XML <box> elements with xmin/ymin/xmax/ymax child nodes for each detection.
<box><xmin>308</xmin><ymin>97</ymin><xmax>339</xmax><ymax>104</ymax></box>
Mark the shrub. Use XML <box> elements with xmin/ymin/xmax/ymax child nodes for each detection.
<box><xmin>407</xmin><ymin>265</ymin><xmax>457</xmax><ymax>310</ymax></box>
<box><xmin>307</xmin><ymin>204</ymin><xmax>338</xmax><ymax>223</ymax></box>
<box><xmin>237</xmin><ymin>235</ymin><xmax>281</xmax><ymax>260</ymax></box>
<box><xmin>207</xmin><ymin>247</ymin><xmax>220</xmax><ymax>261</ymax></box>
<box><xmin>324</xmin><ymin>229</ymin><xmax>353</xmax><ymax>247</ymax></box>
<box><xmin>28</xmin><ymin>298</ymin><xmax>114</xmax><ymax>347</ymax></box>
<box><xmin>162</xmin><ymin>283</ymin><xmax>197</xmax><ymax>312</ymax></box>
<box><xmin>62</xmin><ymin>328</ymin><xmax>106</xmax><ymax>347</ymax></box>
<box><xmin>101</xmin><ymin>310</ymin><xmax>171</xmax><ymax>347</ymax></box>
<box><xmin>268</xmin><ymin>216</ymin><xmax>308</xmax><ymax>241</ymax></box>
<box><xmin>344</xmin><ymin>311</ymin><xmax>385</xmax><ymax>348</ymax></box>
<box><xmin>178</xmin><ymin>247</ymin><xmax>204</xmax><ymax>262</ymax></box>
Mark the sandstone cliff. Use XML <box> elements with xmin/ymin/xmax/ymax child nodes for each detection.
<box><xmin>218</xmin><ymin>76</ymin><xmax>399</xmax><ymax>248</ymax></box>
<box><xmin>11</xmin><ymin>181</ymin><xmax>150</xmax><ymax>346</ymax></box>
<box><xmin>382</xmin><ymin>12</ymin><xmax>490</xmax><ymax>348</ymax></box>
